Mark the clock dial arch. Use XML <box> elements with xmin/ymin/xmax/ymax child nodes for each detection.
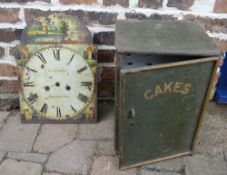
<box><xmin>21</xmin><ymin>46</ymin><xmax>95</xmax><ymax>120</ymax></box>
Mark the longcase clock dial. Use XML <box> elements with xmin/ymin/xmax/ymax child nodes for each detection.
<box><xmin>21</xmin><ymin>46</ymin><xmax>95</xmax><ymax>120</ymax></box>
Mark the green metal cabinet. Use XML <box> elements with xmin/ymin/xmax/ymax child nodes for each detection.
<box><xmin>115</xmin><ymin>20</ymin><xmax>220</xmax><ymax>169</ymax></box>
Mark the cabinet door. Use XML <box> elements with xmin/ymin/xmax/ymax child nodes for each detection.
<box><xmin>119</xmin><ymin>57</ymin><xmax>218</xmax><ymax>169</ymax></box>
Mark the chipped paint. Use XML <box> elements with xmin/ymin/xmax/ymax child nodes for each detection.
<box><xmin>18</xmin><ymin>13</ymin><xmax>97</xmax><ymax>123</ymax></box>
<box><xmin>21</xmin><ymin>13</ymin><xmax>91</xmax><ymax>44</ymax></box>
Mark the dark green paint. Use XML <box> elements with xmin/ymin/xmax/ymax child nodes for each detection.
<box><xmin>116</xmin><ymin>20</ymin><xmax>220</xmax><ymax>56</ymax></box>
<box><xmin>115</xmin><ymin>20</ymin><xmax>220</xmax><ymax>168</ymax></box>
<box><xmin>119</xmin><ymin>60</ymin><xmax>214</xmax><ymax>168</ymax></box>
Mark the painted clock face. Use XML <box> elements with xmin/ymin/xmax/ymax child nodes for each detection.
<box><xmin>21</xmin><ymin>46</ymin><xmax>95</xmax><ymax>120</ymax></box>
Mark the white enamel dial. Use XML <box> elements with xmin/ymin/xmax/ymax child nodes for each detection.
<box><xmin>22</xmin><ymin>46</ymin><xmax>95</xmax><ymax>120</ymax></box>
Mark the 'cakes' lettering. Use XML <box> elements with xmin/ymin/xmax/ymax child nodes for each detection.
<box><xmin>144</xmin><ymin>82</ymin><xmax>192</xmax><ymax>100</ymax></box>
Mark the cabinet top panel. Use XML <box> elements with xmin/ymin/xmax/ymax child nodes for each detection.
<box><xmin>116</xmin><ymin>20</ymin><xmax>220</xmax><ymax>57</ymax></box>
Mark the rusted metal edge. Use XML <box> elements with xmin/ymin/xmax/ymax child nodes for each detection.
<box><xmin>116</xmin><ymin>50</ymin><xmax>220</xmax><ymax>57</ymax></box>
<box><xmin>119</xmin><ymin>54</ymin><xmax>125</xmax><ymax>165</ymax></box>
<box><xmin>119</xmin><ymin>151</ymin><xmax>192</xmax><ymax>170</ymax></box>
<box><xmin>115</xmin><ymin>53</ymin><xmax>122</xmax><ymax>152</ymax></box>
<box><xmin>191</xmin><ymin>57</ymin><xmax>220</xmax><ymax>150</ymax></box>
<box><xmin>121</xmin><ymin>57</ymin><xmax>218</xmax><ymax>74</ymax></box>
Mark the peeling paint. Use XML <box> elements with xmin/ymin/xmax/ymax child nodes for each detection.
<box><xmin>207</xmin><ymin>32</ymin><xmax>227</xmax><ymax>41</ymax></box>
<box><xmin>190</xmin><ymin>0</ymin><xmax>216</xmax><ymax>13</ymax></box>
<box><xmin>0</xmin><ymin>76</ymin><xmax>18</xmax><ymax>80</ymax></box>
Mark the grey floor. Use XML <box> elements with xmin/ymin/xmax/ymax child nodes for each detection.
<box><xmin>0</xmin><ymin>101</ymin><xmax>226</xmax><ymax>175</ymax></box>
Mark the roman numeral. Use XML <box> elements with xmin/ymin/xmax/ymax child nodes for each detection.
<box><xmin>77</xmin><ymin>66</ymin><xmax>87</xmax><ymax>74</ymax></box>
<box><xmin>37</xmin><ymin>52</ymin><xmax>46</xmax><ymax>63</ymax></box>
<box><xmin>68</xmin><ymin>54</ymin><xmax>75</xmax><ymax>64</ymax></box>
<box><xmin>81</xmin><ymin>81</ymin><xmax>92</xmax><ymax>87</ymax></box>
<box><xmin>26</xmin><ymin>67</ymin><xmax>37</xmax><ymax>73</ymax></box>
<box><xmin>53</xmin><ymin>48</ymin><xmax>60</xmax><ymax>61</ymax></box>
<box><xmin>56</xmin><ymin>106</ymin><xmax>61</xmax><ymax>118</ymax></box>
<box><xmin>40</xmin><ymin>103</ymin><xmax>48</xmax><ymax>114</ymax></box>
<box><xmin>70</xmin><ymin>105</ymin><xmax>77</xmax><ymax>113</ymax></box>
<box><xmin>23</xmin><ymin>82</ymin><xmax>35</xmax><ymax>87</ymax></box>
<box><xmin>27</xmin><ymin>93</ymin><xmax>38</xmax><ymax>104</ymax></box>
<box><xmin>78</xmin><ymin>93</ymin><xmax>89</xmax><ymax>103</ymax></box>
